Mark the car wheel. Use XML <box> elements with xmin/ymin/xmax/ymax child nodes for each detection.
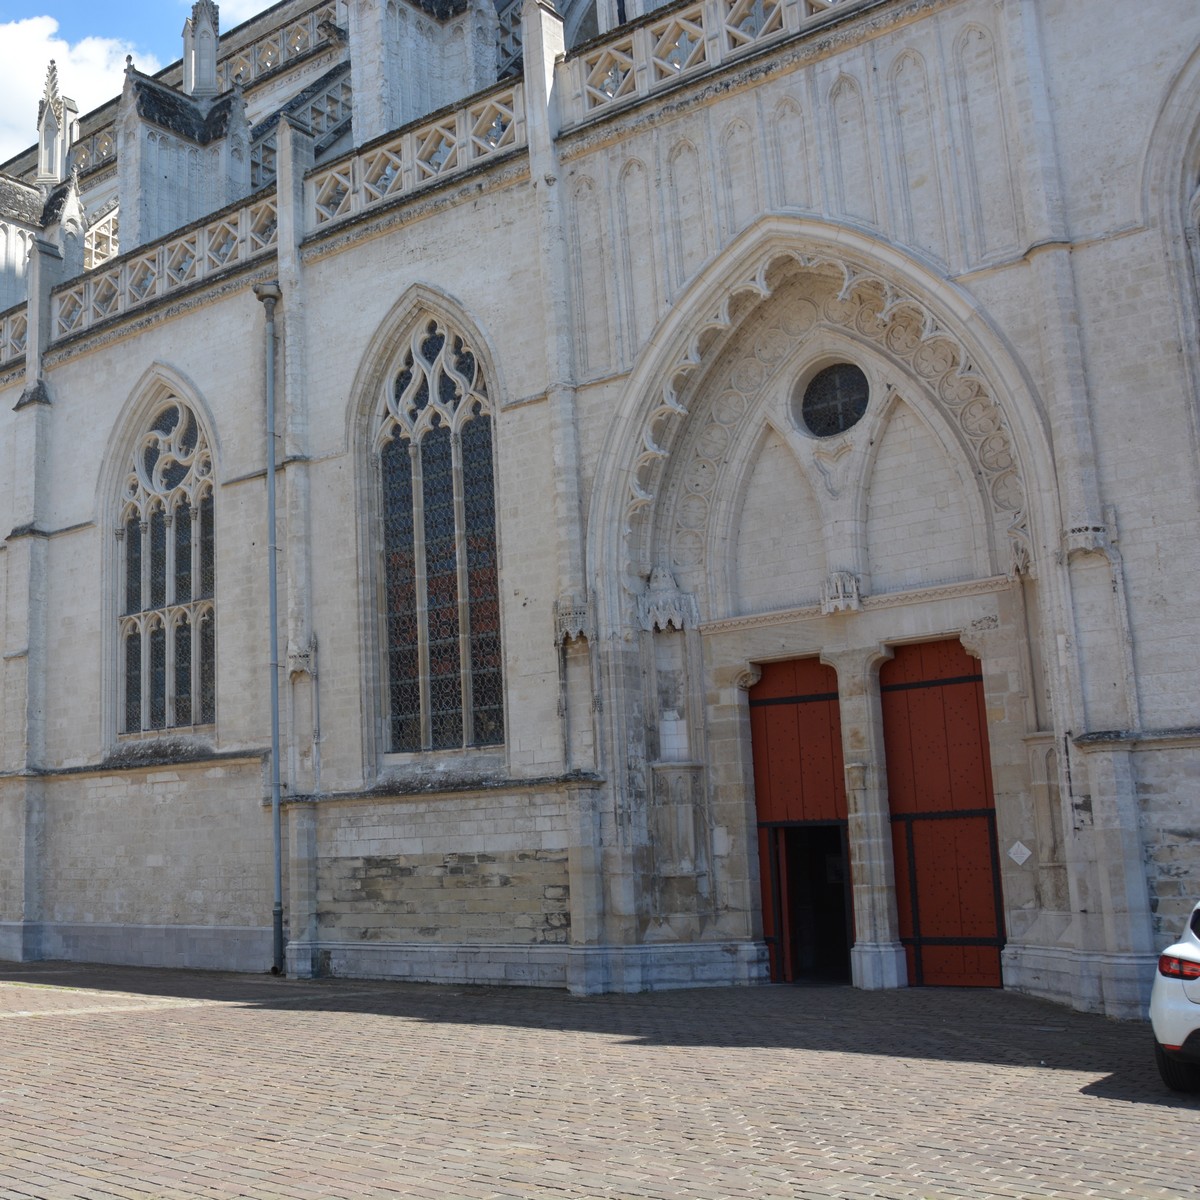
<box><xmin>1154</xmin><ymin>1040</ymin><xmax>1200</xmax><ymax>1092</ymax></box>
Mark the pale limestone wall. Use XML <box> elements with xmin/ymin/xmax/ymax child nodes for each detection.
<box><xmin>863</xmin><ymin>400</ymin><xmax>979</xmax><ymax>594</ymax></box>
<box><xmin>0</xmin><ymin>222</ymin><xmax>34</xmax><ymax>315</ymax></box>
<box><xmin>320</xmin><ymin>858</ymin><xmax>568</xmax><ymax>937</ymax></box>
<box><xmin>319</xmin><ymin>848</ymin><xmax>569</xmax><ymax>944</ymax></box>
<box><xmin>1138</xmin><ymin>747</ymin><xmax>1200</xmax><ymax>940</ymax></box>
<box><xmin>310</xmin><ymin>790</ymin><xmax>572</xmax><ymax>947</ymax></box>
<box><xmin>0</xmin><ymin>788</ymin><xmax>25</xmax><ymax>923</ymax></box>
<box><xmin>36</xmin><ymin>762</ymin><xmax>270</xmax><ymax>927</ymax></box>
<box><xmin>734</xmin><ymin>430</ymin><xmax>826</xmax><ymax>614</ymax></box>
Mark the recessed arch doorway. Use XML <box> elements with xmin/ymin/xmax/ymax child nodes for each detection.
<box><xmin>750</xmin><ymin>640</ymin><xmax>1006</xmax><ymax>988</ymax></box>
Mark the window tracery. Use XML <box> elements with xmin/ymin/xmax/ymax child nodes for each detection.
<box><xmin>118</xmin><ymin>401</ymin><xmax>215</xmax><ymax>733</ymax></box>
<box><xmin>378</xmin><ymin>319</ymin><xmax>503</xmax><ymax>752</ymax></box>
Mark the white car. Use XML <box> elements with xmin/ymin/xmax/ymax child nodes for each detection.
<box><xmin>1150</xmin><ymin>900</ymin><xmax>1200</xmax><ymax>1092</ymax></box>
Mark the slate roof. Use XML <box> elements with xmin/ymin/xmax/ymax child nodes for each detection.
<box><xmin>413</xmin><ymin>0</ymin><xmax>470</xmax><ymax>20</ymax></box>
<box><xmin>250</xmin><ymin>61</ymin><xmax>352</xmax><ymax>141</ymax></box>
<box><xmin>39</xmin><ymin>180</ymin><xmax>73</xmax><ymax>227</ymax></box>
<box><xmin>0</xmin><ymin>174</ymin><xmax>44</xmax><ymax>226</ymax></box>
<box><xmin>128</xmin><ymin>73</ymin><xmax>239</xmax><ymax>145</ymax></box>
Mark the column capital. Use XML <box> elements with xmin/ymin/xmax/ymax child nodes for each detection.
<box><xmin>819</xmin><ymin>642</ymin><xmax>893</xmax><ymax>694</ymax></box>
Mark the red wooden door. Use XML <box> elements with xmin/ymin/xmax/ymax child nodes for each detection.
<box><xmin>749</xmin><ymin>659</ymin><xmax>851</xmax><ymax>981</ymax></box>
<box><xmin>881</xmin><ymin>640</ymin><xmax>1005</xmax><ymax>987</ymax></box>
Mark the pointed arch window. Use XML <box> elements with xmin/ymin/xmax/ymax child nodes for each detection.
<box><xmin>378</xmin><ymin>318</ymin><xmax>503</xmax><ymax>752</ymax></box>
<box><xmin>118</xmin><ymin>401</ymin><xmax>215</xmax><ymax>732</ymax></box>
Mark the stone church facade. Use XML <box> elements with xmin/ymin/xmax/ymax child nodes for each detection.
<box><xmin>1</xmin><ymin>0</ymin><xmax>1197</xmax><ymax>1019</ymax></box>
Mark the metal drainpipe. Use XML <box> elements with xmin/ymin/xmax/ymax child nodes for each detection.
<box><xmin>254</xmin><ymin>280</ymin><xmax>285</xmax><ymax>976</ymax></box>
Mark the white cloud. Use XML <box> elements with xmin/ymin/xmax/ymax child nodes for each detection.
<box><xmin>0</xmin><ymin>17</ymin><xmax>162</xmax><ymax>166</ymax></box>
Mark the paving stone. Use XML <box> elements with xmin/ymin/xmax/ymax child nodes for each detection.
<box><xmin>0</xmin><ymin>964</ymin><xmax>1196</xmax><ymax>1199</ymax></box>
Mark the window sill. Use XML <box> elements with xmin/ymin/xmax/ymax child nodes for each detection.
<box><xmin>379</xmin><ymin>744</ymin><xmax>506</xmax><ymax>786</ymax></box>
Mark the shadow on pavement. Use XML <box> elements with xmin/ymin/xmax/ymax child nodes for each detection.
<box><xmin>4</xmin><ymin>957</ymin><xmax>1197</xmax><ymax>1110</ymax></box>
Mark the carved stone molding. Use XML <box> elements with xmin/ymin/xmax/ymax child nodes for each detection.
<box><xmin>700</xmin><ymin>574</ymin><xmax>1011</xmax><ymax>635</ymax></box>
<box><xmin>619</xmin><ymin>251</ymin><xmax>1030</xmax><ymax>586</ymax></box>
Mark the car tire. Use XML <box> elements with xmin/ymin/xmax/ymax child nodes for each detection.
<box><xmin>1154</xmin><ymin>1040</ymin><xmax>1200</xmax><ymax>1092</ymax></box>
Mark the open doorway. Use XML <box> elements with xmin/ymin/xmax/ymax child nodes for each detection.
<box><xmin>762</xmin><ymin>822</ymin><xmax>852</xmax><ymax>982</ymax></box>
<box><xmin>749</xmin><ymin>657</ymin><xmax>852</xmax><ymax>984</ymax></box>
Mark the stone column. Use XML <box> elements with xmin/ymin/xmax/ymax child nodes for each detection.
<box><xmin>822</xmin><ymin>644</ymin><xmax>907</xmax><ymax>990</ymax></box>
<box><xmin>524</xmin><ymin>0</ymin><xmax>608</xmax><ymax>978</ymax></box>
<box><xmin>284</xmin><ymin>800</ymin><xmax>319</xmax><ymax>977</ymax></box>
<box><xmin>3</xmin><ymin>231</ymin><xmax>63</xmax><ymax>962</ymax></box>
<box><xmin>1073</xmin><ymin>738</ymin><xmax>1157</xmax><ymax>1017</ymax></box>
<box><xmin>271</xmin><ymin>114</ymin><xmax>325</xmax><ymax>968</ymax></box>
<box><xmin>1001</xmin><ymin>0</ymin><xmax>1151</xmax><ymax>1019</ymax></box>
<box><xmin>345</xmin><ymin>0</ymin><xmax>396</xmax><ymax>143</ymax></box>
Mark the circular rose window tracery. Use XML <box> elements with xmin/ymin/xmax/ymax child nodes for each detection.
<box><xmin>796</xmin><ymin>362</ymin><xmax>870</xmax><ymax>438</ymax></box>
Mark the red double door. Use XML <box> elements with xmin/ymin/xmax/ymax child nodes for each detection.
<box><xmin>750</xmin><ymin>640</ymin><xmax>1004</xmax><ymax>987</ymax></box>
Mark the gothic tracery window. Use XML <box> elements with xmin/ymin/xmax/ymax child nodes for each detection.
<box><xmin>379</xmin><ymin>319</ymin><xmax>504</xmax><ymax>752</ymax></box>
<box><xmin>119</xmin><ymin>401</ymin><xmax>215</xmax><ymax>733</ymax></box>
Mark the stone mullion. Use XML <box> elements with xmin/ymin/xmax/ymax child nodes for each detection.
<box><xmin>411</xmin><ymin>439</ymin><xmax>431</xmax><ymax>750</ymax></box>
<box><xmin>821</xmin><ymin>643</ymin><xmax>907</xmax><ymax>990</ymax></box>
<box><xmin>450</xmin><ymin>428</ymin><xmax>473</xmax><ymax>747</ymax></box>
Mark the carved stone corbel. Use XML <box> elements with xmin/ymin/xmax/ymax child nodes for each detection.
<box><xmin>637</xmin><ymin>565</ymin><xmax>698</xmax><ymax>632</ymax></box>
<box><xmin>554</xmin><ymin>594</ymin><xmax>592</xmax><ymax>645</ymax></box>
<box><xmin>821</xmin><ymin>571</ymin><xmax>862</xmax><ymax>614</ymax></box>
<box><xmin>287</xmin><ymin>636</ymin><xmax>318</xmax><ymax>679</ymax></box>
<box><xmin>734</xmin><ymin>663</ymin><xmax>763</xmax><ymax>691</ymax></box>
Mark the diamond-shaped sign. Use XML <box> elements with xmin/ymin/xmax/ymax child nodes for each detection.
<box><xmin>1008</xmin><ymin>841</ymin><xmax>1032</xmax><ymax>866</ymax></box>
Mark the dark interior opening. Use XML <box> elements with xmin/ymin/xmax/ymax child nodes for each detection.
<box><xmin>771</xmin><ymin>823</ymin><xmax>853</xmax><ymax>984</ymax></box>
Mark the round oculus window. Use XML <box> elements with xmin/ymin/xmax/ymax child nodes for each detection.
<box><xmin>798</xmin><ymin>363</ymin><xmax>869</xmax><ymax>438</ymax></box>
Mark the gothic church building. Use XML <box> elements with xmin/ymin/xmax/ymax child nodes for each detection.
<box><xmin>1</xmin><ymin>0</ymin><xmax>1198</xmax><ymax>1019</ymax></box>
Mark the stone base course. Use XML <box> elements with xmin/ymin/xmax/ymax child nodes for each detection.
<box><xmin>287</xmin><ymin>937</ymin><xmax>769</xmax><ymax>993</ymax></box>
<box><xmin>0</xmin><ymin>961</ymin><xmax>1195</xmax><ymax>1200</ymax></box>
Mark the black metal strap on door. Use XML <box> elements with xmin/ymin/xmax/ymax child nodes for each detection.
<box><xmin>749</xmin><ymin>690</ymin><xmax>839</xmax><ymax>708</ymax></box>
<box><xmin>890</xmin><ymin>807</ymin><xmax>1005</xmax><ymax>986</ymax></box>
<box><xmin>879</xmin><ymin>673</ymin><xmax>983</xmax><ymax>694</ymax></box>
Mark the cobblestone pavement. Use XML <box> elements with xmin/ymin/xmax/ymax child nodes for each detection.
<box><xmin>0</xmin><ymin>962</ymin><xmax>1196</xmax><ymax>1200</ymax></box>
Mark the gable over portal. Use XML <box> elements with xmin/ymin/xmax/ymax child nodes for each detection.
<box><xmin>587</xmin><ymin>221</ymin><xmax>1055</xmax><ymax>629</ymax></box>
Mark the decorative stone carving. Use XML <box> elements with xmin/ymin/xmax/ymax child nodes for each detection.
<box><xmin>821</xmin><ymin>571</ymin><xmax>862</xmax><ymax>614</ymax></box>
<box><xmin>36</xmin><ymin>61</ymin><xmax>78</xmax><ymax>186</ymax></box>
<box><xmin>554</xmin><ymin>594</ymin><xmax>592</xmax><ymax>644</ymax></box>
<box><xmin>1065</xmin><ymin>522</ymin><xmax>1111</xmax><ymax>559</ymax></box>
<box><xmin>288</xmin><ymin>637</ymin><xmax>318</xmax><ymax>679</ymax></box>
<box><xmin>621</xmin><ymin>252</ymin><xmax>1030</xmax><ymax>586</ymax></box>
<box><xmin>734</xmin><ymin>664</ymin><xmax>763</xmax><ymax>690</ymax></box>
<box><xmin>638</xmin><ymin>565</ymin><xmax>699</xmax><ymax>632</ymax></box>
<box><xmin>1008</xmin><ymin>516</ymin><xmax>1033</xmax><ymax>578</ymax></box>
<box><xmin>184</xmin><ymin>2</ymin><xmax>221</xmax><ymax>99</ymax></box>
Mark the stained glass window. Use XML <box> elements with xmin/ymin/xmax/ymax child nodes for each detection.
<box><xmin>118</xmin><ymin>400</ymin><xmax>215</xmax><ymax>733</ymax></box>
<box><xmin>379</xmin><ymin>318</ymin><xmax>504</xmax><ymax>752</ymax></box>
<box><xmin>174</xmin><ymin>502</ymin><xmax>192</xmax><ymax>603</ymax></box>
<box><xmin>174</xmin><ymin>614</ymin><xmax>192</xmax><ymax>727</ymax></box>
<box><xmin>798</xmin><ymin>363</ymin><xmax>869</xmax><ymax>438</ymax></box>
<box><xmin>382</xmin><ymin>437</ymin><xmax>421</xmax><ymax>751</ymax></box>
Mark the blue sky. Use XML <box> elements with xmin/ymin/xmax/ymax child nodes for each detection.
<box><xmin>0</xmin><ymin>2</ymin><xmax>279</xmax><ymax>161</ymax></box>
